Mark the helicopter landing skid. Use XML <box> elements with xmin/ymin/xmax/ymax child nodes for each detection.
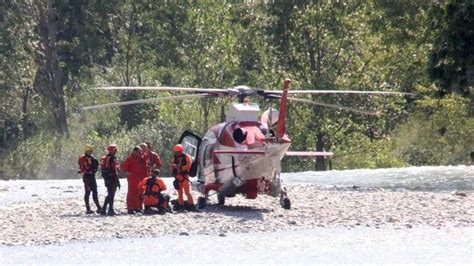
<box><xmin>279</xmin><ymin>187</ymin><xmax>291</xmax><ymax>209</ymax></box>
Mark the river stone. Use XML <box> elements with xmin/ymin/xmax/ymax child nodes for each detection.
<box><xmin>454</xmin><ymin>191</ymin><xmax>467</xmax><ymax>197</ymax></box>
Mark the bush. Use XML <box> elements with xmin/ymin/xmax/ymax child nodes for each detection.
<box><xmin>2</xmin><ymin>112</ymin><xmax>184</xmax><ymax>180</ymax></box>
<box><xmin>393</xmin><ymin>94</ymin><xmax>473</xmax><ymax>165</ymax></box>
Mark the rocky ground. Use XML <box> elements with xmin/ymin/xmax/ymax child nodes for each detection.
<box><xmin>1</xmin><ymin>184</ymin><xmax>472</xmax><ymax>246</ymax></box>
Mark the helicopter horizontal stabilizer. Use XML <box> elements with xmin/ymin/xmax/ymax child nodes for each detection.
<box><xmin>285</xmin><ymin>151</ymin><xmax>334</xmax><ymax>157</ymax></box>
<box><xmin>213</xmin><ymin>150</ymin><xmax>266</xmax><ymax>155</ymax></box>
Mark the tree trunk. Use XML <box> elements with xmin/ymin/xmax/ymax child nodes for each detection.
<box><xmin>19</xmin><ymin>86</ymin><xmax>30</xmax><ymax>140</ymax></box>
<box><xmin>315</xmin><ymin>133</ymin><xmax>326</xmax><ymax>171</ymax></box>
<box><xmin>44</xmin><ymin>0</ymin><xmax>68</xmax><ymax>135</ymax></box>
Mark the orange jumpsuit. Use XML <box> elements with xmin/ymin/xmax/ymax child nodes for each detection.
<box><xmin>169</xmin><ymin>153</ymin><xmax>194</xmax><ymax>206</ymax></box>
<box><xmin>122</xmin><ymin>153</ymin><xmax>147</xmax><ymax>211</ymax></box>
<box><xmin>137</xmin><ymin>176</ymin><xmax>169</xmax><ymax>209</ymax></box>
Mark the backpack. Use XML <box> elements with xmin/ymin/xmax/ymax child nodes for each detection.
<box><xmin>90</xmin><ymin>156</ymin><xmax>99</xmax><ymax>174</ymax></box>
<box><xmin>145</xmin><ymin>177</ymin><xmax>161</xmax><ymax>197</ymax></box>
<box><xmin>100</xmin><ymin>155</ymin><xmax>111</xmax><ymax>178</ymax></box>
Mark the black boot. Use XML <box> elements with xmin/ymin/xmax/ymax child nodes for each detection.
<box><xmin>84</xmin><ymin>193</ymin><xmax>92</xmax><ymax>214</ymax></box>
<box><xmin>108</xmin><ymin>202</ymin><xmax>116</xmax><ymax>216</ymax></box>
<box><xmin>93</xmin><ymin>197</ymin><xmax>101</xmax><ymax>212</ymax></box>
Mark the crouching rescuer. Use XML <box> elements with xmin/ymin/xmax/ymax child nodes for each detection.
<box><xmin>169</xmin><ymin>144</ymin><xmax>194</xmax><ymax>211</ymax></box>
<box><xmin>137</xmin><ymin>169</ymin><xmax>171</xmax><ymax>214</ymax></box>
<box><xmin>78</xmin><ymin>145</ymin><xmax>102</xmax><ymax>214</ymax></box>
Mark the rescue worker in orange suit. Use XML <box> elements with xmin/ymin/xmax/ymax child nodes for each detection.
<box><xmin>169</xmin><ymin>144</ymin><xmax>194</xmax><ymax>211</ymax></box>
<box><xmin>78</xmin><ymin>145</ymin><xmax>102</xmax><ymax>214</ymax></box>
<box><xmin>137</xmin><ymin>168</ymin><xmax>171</xmax><ymax>214</ymax></box>
<box><xmin>100</xmin><ymin>144</ymin><xmax>121</xmax><ymax>216</ymax></box>
<box><xmin>122</xmin><ymin>146</ymin><xmax>147</xmax><ymax>214</ymax></box>
<box><xmin>145</xmin><ymin>142</ymin><xmax>163</xmax><ymax>171</ymax></box>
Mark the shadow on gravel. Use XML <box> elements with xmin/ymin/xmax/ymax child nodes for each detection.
<box><xmin>203</xmin><ymin>204</ymin><xmax>270</xmax><ymax>220</ymax></box>
<box><xmin>58</xmin><ymin>213</ymin><xmax>125</xmax><ymax>219</ymax></box>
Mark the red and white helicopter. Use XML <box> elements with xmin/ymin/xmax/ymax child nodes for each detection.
<box><xmin>84</xmin><ymin>79</ymin><xmax>410</xmax><ymax>209</ymax></box>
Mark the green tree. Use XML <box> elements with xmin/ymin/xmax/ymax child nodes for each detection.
<box><xmin>428</xmin><ymin>0</ymin><xmax>474</xmax><ymax>97</ymax></box>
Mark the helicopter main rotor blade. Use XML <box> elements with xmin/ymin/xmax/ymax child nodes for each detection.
<box><xmin>265</xmin><ymin>90</ymin><xmax>413</xmax><ymax>96</ymax></box>
<box><xmin>95</xmin><ymin>86</ymin><xmax>228</xmax><ymax>94</ymax></box>
<box><xmin>83</xmin><ymin>93</ymin><xmax>214</xmax><ymax>111</ymax></box>
<box><xmin>287</xmin><ymin>97</ymin><xmax>380</xmax><ymax>116</ymax></box>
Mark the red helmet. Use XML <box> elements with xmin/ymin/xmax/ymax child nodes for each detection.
<box><xmin>107</xmin><ymin>144</ymin><xmax>118</xmax><ymax>154</ymax></box>
<box><xmin>173</xmin><ymin>144</ymin><xmax>184</xmax><ymax>153</ymax></box>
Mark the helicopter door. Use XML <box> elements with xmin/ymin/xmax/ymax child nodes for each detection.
<box><xmin>178</xmin><ymin>130</ymin><xmax>202</xmax><ymax>177</ymax></box>
<box><xmin>199</xmin><ymin>139</ymin><xmax>216</xmax><ymax>183</ymax></box>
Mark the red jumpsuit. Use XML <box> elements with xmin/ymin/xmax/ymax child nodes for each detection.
<box><xmin>122</xmin><ymin>153</ymin><xmax>147</xmax><ymax>211</ymax></box>
<box><xmin>142</xmin><ymin>150</ymin><xmax>152</xmax><ymax>177</ymax></box>
<box><xmin>150</xmin><ymin>151</ymin><xmax>163</xmax><ymax>170</ymax></box>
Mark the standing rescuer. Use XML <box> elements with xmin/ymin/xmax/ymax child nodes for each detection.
<box><xmin>78</xmin><ymin>145</ymin><xmax>102</xmax><ymax>214</ymax></box>
<box><xmin>169</xmin><ymin>144</ymin><xmax>194</xmax><ymax>211</ymax></box>
<box><xmin>137</xmin><ymin>168</ymin><xmax>171</xmax><ymax>214</ymax></box>
<box><xmin>100</xmin><ymin>144</ymin><xmax>121</xmax><ymax>216</ymax></box>
<box><xmin>122</xmin><ymin>146</ymin><xmax>147</xmax><ymax>214</ymax></box>
<box><xmin>145</xmin><ymin>142</ymin><xmax>163</xmax><ymax>171</ymax></box>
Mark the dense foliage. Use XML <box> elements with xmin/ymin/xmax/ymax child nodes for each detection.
<box><xmin>0</xmin><ymin>0</ymin><xmax>472</xmax><ymax>179</ymax></box>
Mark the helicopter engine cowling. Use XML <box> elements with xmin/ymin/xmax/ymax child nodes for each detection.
<box><xmin>260</xmin><ymin>108</ymin><xmax>279</xmax><ymax>126</ymax></box>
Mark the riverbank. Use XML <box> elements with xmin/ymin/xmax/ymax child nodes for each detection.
<box><xmin>1</xmin><ymin>180</ymin><xmax>472</xmax><ymax>246</ymax></box>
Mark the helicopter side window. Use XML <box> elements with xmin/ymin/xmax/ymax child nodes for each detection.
<box><xmin>184</xmin><ymin>143</ymin><xmax>196</xmax><ymax>160</ymax></box>
<box><xmin>182</xmin><ymin>136</ymin><xmax>198</xmax><ymax>160</ymax></box>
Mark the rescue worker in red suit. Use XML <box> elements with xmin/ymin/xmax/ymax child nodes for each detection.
<box><xmin>169</xmin><ymin>144</ymin><xmax>194</xmax><ymax>211</ymax></box>
<box><xmin>137</xmin><ymin>169</ymin><xmax>171</xmax><ymax>214</ymax></box>
<box><xmin>78</xmin><ymin>145</ymin><xmax>102</xmax><ymax>214</ymax></box>
<box><xmin>139</xmin><ymin>143</ymin><xmax>151</xmax><ymax>177</ymax></box>
<box><xmin>122</xmin><ymin>146</ymin><xmax>147</xmax><ymax>214</ymax></box>
<box><xmin>145</xmin><ymin>142</ymin><xmax>163</xmax><ymax>171</ymax></box>
<box><xmin>100</xmin><ymin>144</ymin><xmax>121</xmax><ymax>216</ymax></box>
<box><xmin>140</xmin><ymin>143</ymin><xmax>163</xmax><ymax>177</ymax></box>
